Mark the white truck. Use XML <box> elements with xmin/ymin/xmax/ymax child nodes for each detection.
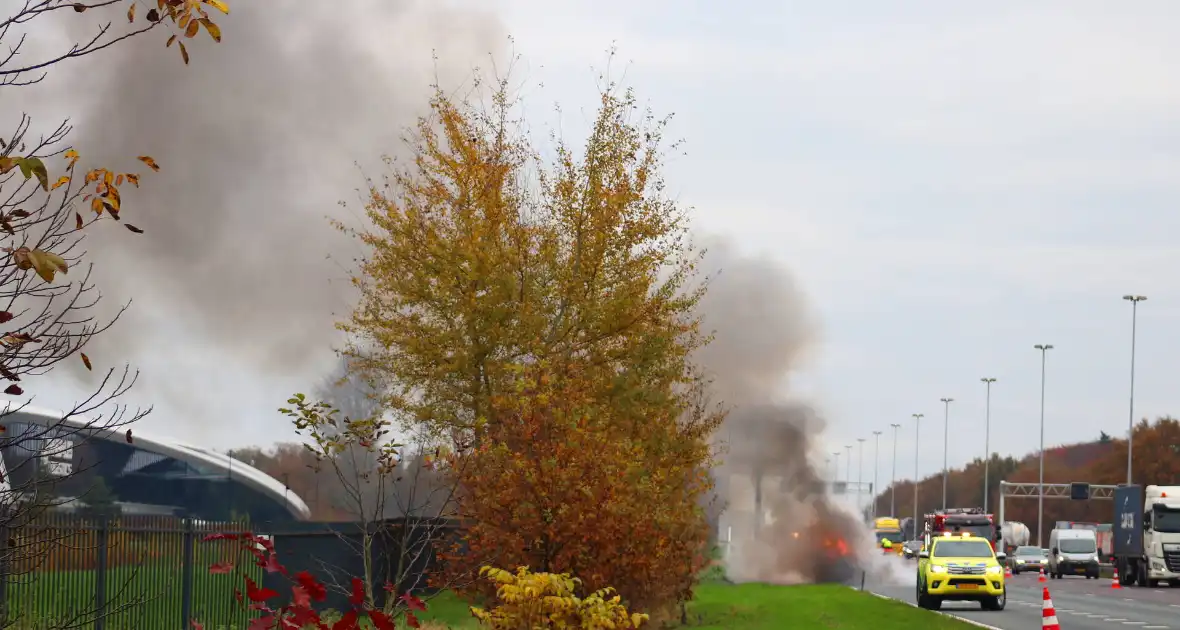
<box><xmin>1001</xmin><ymin>521</ymin><xmax>1030</xmax><ymax>554</ymax></box>
<box><xmin>1112</xmin><ymin>484</ymin><xmax>1180</xmax><ymax>587</ymax></box>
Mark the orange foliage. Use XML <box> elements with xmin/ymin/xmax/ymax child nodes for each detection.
<box><xmin>439</xmin><ymin>364</ymin><xmax>713</xmax><ymax>614</ymax></box>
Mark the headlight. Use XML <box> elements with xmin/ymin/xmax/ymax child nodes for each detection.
<box><xmin>987</xmin><ymin>565</ymin><xmax>1003</xmax><ymax>575</ymax></box>
<box><xmin>1017</xmin><ymin>559</ymin><xmax>1025</xmax><ymax>564</ymax></box>
<box><xmin>929</xmin><ymin>565</ymin><xmax>947</xmax><ymax>574</ymax></box>
<box><xmin>1091</xmin><ymin>554</ymin><xmax>1099</xmax><ymax>562</ymax></box>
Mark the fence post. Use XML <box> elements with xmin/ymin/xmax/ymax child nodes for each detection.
<box><xmin>95</xmin><ymin>515</ymin><xmax>109</xmax><ymax>630</ymax></box>
<box><xmin>180</xmin><ymin>517</ymin><xmax>195</xmax><ymax>629</ymax></box>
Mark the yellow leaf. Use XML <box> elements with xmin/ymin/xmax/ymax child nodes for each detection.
<box><xmin>0</xmin><ymin>158</ymin><xmax>14</xmax><ymax>174</ymax></box>
<box><xmin>50</xmin><ymin>175</ymin><xmax>70</xmax><ymax>190</ymax></box>
<box><xmin>126</xmin><ymin>173</ymin><xmax>140</xmax><ymax>187</ymax></box>
<box><xmin>205</xmin><ymin>0</ymin><xmax>230</xmax><ymax>14</ymax></box>
<box><xmin>184</xmin><ymin>18</ymin><xmax>199</xmax><ymax>38</ymax></box>
<box><xmin>64</xmin><ymin>149</ymin><xmax>79</xmax><ymax>167</ymax></box>
<box><xmin>103</xmin><ymin>170</ymin><xmax>113</xmax><ymax>186</ymax></box>
<box><xmin>26</xmin><ymin>249</ymin><xmax>68</xmax><ymax>283</ymax></box>
<box><xmin>127</xmin><ymin>3</ymin><xmax>136</xmax><ymax>22</ymax></box>
<box><xmin>137</xmin><ymin>156</ymin><xmax>161</xmax><ymax>172</ymax></box>
<box><xmin>16</xmin><ymin>157</ymin><xmax>49</xmax><ymax>191</ymax></box>
<box><xmin>167</xmin><ymin>34</ymin><xmax>177</xmax><ymax>48</ymax></box>
<box><xmin>178</xmin><ymin>14</ymin><xmax>190</xmax><ymax>30</ymax></box>
<box><xmin>200</xmin><ymin>19</ymin><xmax>221</xmax><ymax>42</ymax></box>
<box><xmin>80</xmin><ymin>353</ymin><xmax>92</xmax><ymax>371</ymax></box>
<box><xmin>178</xmin><ymin>41</ymin><xmax>189</xmax><ymax>65</ymax></box>
<box><xmin>91</xmin><ymin>197</ymin><xmax>104</xmax><ymax>216</ymax></box>
<box><xmin>116</xmin><ymin>174</ymin><xmax>124</xmax><ymax>186</ymax></box>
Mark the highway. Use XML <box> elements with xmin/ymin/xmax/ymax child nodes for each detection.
<box><xmin>867</xmin><ymin>563</ymin><xmax>1180</xmax><ymax>629</ymax></box>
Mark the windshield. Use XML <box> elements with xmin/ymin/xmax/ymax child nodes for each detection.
<box><xmin>1016</xmin><ymin>546</ymin><xmax>1043</xmax><ymax>557</ymax></box>
<box><xmin>1059</xmin><ymin>539</ymin><xmax>1096</xmax><ymax>554</ymax></box>
<box><xmin>932</xmin><ymin>540</ymin><xmax>994</xmax><ymax>558</ymax></box>
<box><xmin>1153</xmin><ymin>506</ymin><xmax>1180</xmax><ymax>534</ymax></box>
<box><xmin>876</xmin><ymin>531</ymin><xmax>904</xmax><ymax>544</ymax></box>
<box><xmin>944</xmin><ymin>524</ymin><xmax>994</xmax><ymax>540</ymax></box>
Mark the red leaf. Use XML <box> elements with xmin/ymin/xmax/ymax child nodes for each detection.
<box><xmin>295</xmin><ymin>570</ymin><xmax>328</xmax><ymax>602</ymax></box>
<box><xmin>125</xmin><ymin>429</ymin><xmax>133</xmax><ymax>443</ymax></box>
<box><xmin>3</xmin><ymin>384</ymin><xmax>21</xmax><ymax>396</ymax></box>
<box><xmin>208</xmin><ymin>562</ymin><xmax>234</xmax><ymax>574</ymax></box>
<box><xmin>190</xmin><ymin>621</ymin><xmax>204</xmax><ymax>630</ymax></box>
<box><xmin>400</xmin><ymin>591</ymin><xmax>427</xmax><ymax>612</ymax></box>
<box><xmin>247</xmin><ymin>615</ymin><xmax>275</xmax><ymax>630</ymax></box>
<box><xmin>0</xmin><ymin>312</ymin><xmax>12</xmax><ymax>324</ymax></box>
<box><xmin>244</xmin><ymin>577</ymin><xmax>279</xmax><ymax>602</ymax></box>
<box><xmin>370</xmin><ymin>609</ymin><xmax>397</xmax><ymax>630</ymax></box>
<box><xmin>348</xmin><ymin>577</ymin><xmax>365</xmax><ymax>607</ymax></box>
<box><xmin>404</xmin><ymin>611</ymin><xmax>421</xmax><ymax>628</ymax></box>
<box><xmin>257</xmin><ymin>551</ymin><xmax>285</xmax><ymax>574</ymax></box>
<box><xmin>203</xmin><ymin>533</ymin><xmax>241</xmax><ymax>542</ymax></box>
<box><xmin>290</xmin><ymin>584</ymin><xmax>311</xmax><ymax>609</ymax></box>
<box><xmin>333</xmin><ymin>610</ymin><xmax>360</xmax><ymax>630</ymax></box>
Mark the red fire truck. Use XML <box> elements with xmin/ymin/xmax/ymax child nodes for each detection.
<box><xmin>923</xmin><ymin>508</ymin><xmax>1002</xmax><ymax>551</ymax></box>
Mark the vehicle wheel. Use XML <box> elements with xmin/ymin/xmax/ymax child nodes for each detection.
<box><xmin>1168</xmin><ymin>579</ymin><xmax>1180</xmax><ymax>588</ymax></box>
<box><xmin>927</xmin><ymin>596</ymin><xmax>943</xmax><ymax>611</ymax></box>
<box><xmin>983</xmin><ymin>590</ymin><xmax>1007</xmax><ymax>611</ymax></box>
<box><xmin>1149</xmin><ymin>579</ymin><xmax>1161</xmax><ymax>588</ymax></box>
<box><xmin>1013</xmin><ymin>569</ymin><xmax>1020</xmax><ymax>575</ymax></box>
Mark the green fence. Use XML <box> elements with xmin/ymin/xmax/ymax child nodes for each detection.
<box><xmin>0</xmin><ymin>512</ymin><xmax>263</xmax><ymax>630</ymax></box>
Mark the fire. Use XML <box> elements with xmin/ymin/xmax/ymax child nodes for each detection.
<box><xmin>819</xmin><ymin>536</ymin><xmax>850</xmax><ymax>557</ymax></box>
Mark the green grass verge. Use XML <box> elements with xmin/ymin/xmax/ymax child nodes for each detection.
<box><xmin>680</xmin><ymin>582</ymin><xmax>981</xmax><ymax>629</ymax></box>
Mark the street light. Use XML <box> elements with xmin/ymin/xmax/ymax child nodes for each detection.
<box><xmin>857</xmin><ymin>437</ymin><xmax>866</xmax><ymax>518</ymax></box>
<box><xmin>912</xmin><ymin>413</ymin><xmax>924</xmax><ymax>536</ymax></box>
<box><xmin>872</xmin><ymin>431</ymin><xmax>882</xmax><ymax>521</ymax></box>
<box><xmin>845</xmin><ymin>444</ymin><xmax>853</xmax><ymax>484</ymax></box>
<box><xmin>889</xmin><ymin>423</ymin><xmax>901</xmax><ymax>517</ymax></box>
<box><xmin>833</xmin><ymin>451</ymin><xmax>841</xmax><ymax>484</ymax></box>
<box><xmin>1124</xmin><ymin>295</ymin><xmax>1147</xmax><ymax>484</ymax></box>
<box><xmin>1034</xmin><ymin>343</ymin><xmax>1054</xmax><ymax>547</ymax></box>
<box><xmin>940</xmin><ymin>397</ymin><xmax>954</xmax><ymax>510</ymax></box>
<box><xmin>981</xmin><ymin>377</ymin><xmax>997</xmax><ymax>512</ymax></box>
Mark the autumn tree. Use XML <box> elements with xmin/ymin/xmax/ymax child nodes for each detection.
<box><xmin>338</xmin><ymin>65</ymin><xmax>722</xmax><ymax>613</ymax></box>
<box><xmin>0</xmin><ymin>2</ymin><xmax>232</xmax><ymax>627</ymax></box>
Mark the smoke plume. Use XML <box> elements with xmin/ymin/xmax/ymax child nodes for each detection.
<box><xmin>694</xmin><ymin>236</ymin><xmax>875</xmax><ymax>584</ymax></box>
<box><xmin>41</xmin><ymin>1</ymin><xmax>504</xmax><ymax>430</ymax></box>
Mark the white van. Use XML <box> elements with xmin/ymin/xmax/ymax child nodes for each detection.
<box><xmin>1048</xmin><ymin>528</ymin><xmax>1099</xmax><ymax>579</ymax></box>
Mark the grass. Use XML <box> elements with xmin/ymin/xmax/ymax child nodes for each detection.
<box><xmin>414</xmin><ymin>582</ymin><xmax>981</xmax><ymax>630</ymax></box>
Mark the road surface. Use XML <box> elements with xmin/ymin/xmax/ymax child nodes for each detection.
<box><xmin>867</xmin><ymin>564</ymin><xmax>1180</xmax><ymax>629</ymax></box>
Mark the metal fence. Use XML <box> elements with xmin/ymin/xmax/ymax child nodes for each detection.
<box><xmin>0</xmin><ymin>512</ymin><xmax>261</xmax><ymax>630</ymax></box>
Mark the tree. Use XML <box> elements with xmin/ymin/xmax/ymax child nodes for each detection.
<box><xmin>337</xmin><ymin>67</ymin><xmax>720</xmax><ymax>612</ymax></box>
<box><xmin>441</xmin><ymin>362</ymin><xmax>715</xmax><ymax>615</ymax></box>
<box><xmin>0</xmin><ymin>2</ymin><xmax>233</xmax><ymax>627</ymax></box>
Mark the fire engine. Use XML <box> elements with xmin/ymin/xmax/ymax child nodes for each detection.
<box><xmin>923</xmin><ymin>508</ymin><xmax>1001</xmax><ymax>551</ymax></box>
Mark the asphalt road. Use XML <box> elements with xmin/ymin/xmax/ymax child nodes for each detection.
<box><xmin>868</xmin><ymin>564</ymin><xmax>1180</xmax><ymax>629</ymax></box>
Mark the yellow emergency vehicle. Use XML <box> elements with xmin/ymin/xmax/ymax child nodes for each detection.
<box><xmin>916</xmin><ymin>532</ymin><xmax>1007</xmax><ymax>612</ymax></box>
<box><xmin>873</xmin><ymin>517</ymin><xmax>904</xmax><ymax>554</ymax></box>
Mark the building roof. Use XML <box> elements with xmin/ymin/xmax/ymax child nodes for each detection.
<box><xmin>2</xmin><ymin>404</ymin><xmax>311</xmax><ymax>520</ymax></box>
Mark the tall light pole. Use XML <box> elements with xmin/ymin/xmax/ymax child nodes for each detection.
<box><xmin>1124</xmin><ymin>295</ymin><xmax>1147</xmax><ymax>484</ymax></box>
<box><xmin>833</xmin><ymin>451</ymin><xmax>841</xmax><ymax>484</ymax></box>
<box><xmin>872</xmin><ymin>431</ymin><xmax>882</xmax><ymax>521</ymax></box>
<box><xmin>890</xmin><ymin>423</ymin><xmax>901</xmax><ymax>517</ymax></box>
<box><xmin>1035</xmin><ymin>343</ymin><xmax>1054</xmax><ymax>547</ymax></box>
<box><xmin>940</xmin><ymin>397</ymin><xmax>954</xmax><ymax>509</ymax></box>
<box><xmin>857</xmin><ymin>437</ymin><xmax>866</xmax><ymax>519</ymax></box>
<box><xmin>981</xmin><ymin>378</ymin><xmax>997</xmax><ymax>512</ymax></box>
<box><xmin>912</xmin><ymin>413</ymin><xmax>924</xmax><ymax>535</ymax></box>
<box><xmin>845</xmin><ymin>444</ymin><xmax>852</xmax><ymax>484</ymax></box>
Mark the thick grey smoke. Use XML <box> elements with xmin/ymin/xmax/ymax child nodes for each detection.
<box><xmin>41</xmin><ymin>1</ymin><xmax>505</xmax><ymax>426</ymax></box>
<box><xmin>694</xmin><ymin>236</ymin><xmax>874</xmax><ymax>584</ymax></box>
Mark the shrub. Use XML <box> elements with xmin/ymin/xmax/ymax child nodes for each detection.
<box><xmin>193</xmin><ymin>531</ymin><xmax>428</xmax><ymax>630</ymax></box>
<box><xmin>469</xmin><ymin>566</ymin><xmax>647</xmax><ymax>630</ymax></box>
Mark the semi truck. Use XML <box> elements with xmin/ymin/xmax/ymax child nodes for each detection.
<box><xmin>1000</xmin><ymin>521</ymin><xmax>1030</xmax><ymax>554</ymax></box>
<box><xmin>1112</xmin><ymin>484</ymin><xmax>1180</xmax><ymax>587</ymax></box>
<box><xmin>873</xmin><ymin>517</ymin><xmax>904</xmax><ymax>553</ymax></box>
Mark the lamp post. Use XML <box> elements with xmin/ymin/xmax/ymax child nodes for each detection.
<box><xmin>912</xmin><ymin>413</ymin><xmax>924</xmax><ymax>535</ymax></box>
<box><xmin>890</xmin><ymin>423</ymin><xmax>901</xmax><ymax>517</ymax></box>
<box><xmin>845</xmin><ymin>444</ymin><xmax>852</xmax><ymax>484</ymax></box>
<box><xmin>940</xmin><ymin>397</ymin><xmax>954</xmax><ymax>510</ymax></box>
<box><xmin>834</xmin><ymin>451</ymin><xmax>841</xmax><ymax>484</ymax></box>
<box><xmin>872</xmin><ymin>431</ymin><xmax>882</xmax><ymax>521</ymax></box>
<box><xmin>1034</xmin><ymin>343</ymin><xmax>1054</xmax><ymax>547</ymax></box>
<box><xmin>1124</xmin><ymin>295</ymin><xmax>1146</xmax><ymax>484</ymax></box>
<box><xmin>857</xmin><ymin>437</ymin><xmax>866</xmax><ymax>519</ymax></box>
<box><xmin>981</xmin><ymin>378</ymin><xmax>997</xmax><ymax>512</ymax></box>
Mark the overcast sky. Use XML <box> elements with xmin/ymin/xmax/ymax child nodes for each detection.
<box><xmin>27</xmin><ymin>1</ymin><xmax>1180</xmax><ymax>494</ymax></box>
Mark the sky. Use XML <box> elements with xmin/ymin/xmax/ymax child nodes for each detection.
<box><xmin>19</xmin><ymin>0</ymin><xmax>1180</xmax><ymax>498</ymax></box>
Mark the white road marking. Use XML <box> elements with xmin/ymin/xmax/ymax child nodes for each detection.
<box><xmin>1123</xmin><ymin>622</ymin><xmax>1146</xmax><ymax>626</ymax></box>
<box><xmin>1110</xmin><ymin>619</ymin><xmax>1129</xmax><ymax>622</ymax></box>
<box><xmin>1143</xmin><ymin>626</ymin><xmax>1168</xmax><ymax>629</ymax></box>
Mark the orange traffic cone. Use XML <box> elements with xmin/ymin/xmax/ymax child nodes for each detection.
<box><xmin>1042</xmin><ymin>587</ymin><xmax>1060</xmax><ymax>630</ymax></box>
<box><xmin>1111</xmin><ymin>567</ymin><xmax>1122</xmax><ymax>589</ymax></box>
<box><xmin>1004</xmin><ymin>565</ymin><xmax>1013</xmax><ymax>578</ymax></box>
<box><xmin>1038</xmin><ymin>567</ymin><xmax>1047</xmax><ymax>583</ymax></box>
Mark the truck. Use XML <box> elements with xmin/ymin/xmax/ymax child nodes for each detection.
<box><xmin>1053</xmin><ymin>520</ymin><xmax>1113</xmax><ymax>561</ymax></box>
<box><xmin>1112</xmin><ymin>484</ymin><xmax>1180</xmax><ymax>587</ymax></box>
<box><xmin>1000</xmin><ymin>521</ymin><xmax>1030</xmax><ymax>554</ymax></box>
<box><xmin>873</xmin><ymin>517</ymin><xmax>904</xmax><ymax>553</ymax></box>
<box><xmin>923</xmin><ymin>508</ymin><xmax>1001</xmax><ymax>551</ymax></box>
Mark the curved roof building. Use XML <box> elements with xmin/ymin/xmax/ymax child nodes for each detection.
<box><xmin>0</xmin><ymin>405</ymin><xmax>310</xmax><ymax>522</ymax></box>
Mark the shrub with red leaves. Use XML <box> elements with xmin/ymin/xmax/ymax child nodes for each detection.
<box><xmin>189</xmin><ymin>531</ymin><xmax>428</xmax><ymax>630</ymax></box>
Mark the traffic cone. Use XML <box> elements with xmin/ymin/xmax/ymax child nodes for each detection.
<box><xmin>1042</xmin><ymin>587</ymin><xmax>1060</xmax><ymax>630</ymax></box>
<box><xmin>1004</xmin><ymin>565</ymin><xmax>1013</xmax><ymax>578</ymax></box>
<box><xmin>1038</xmin><ymin>567</ymin><xmax>1047</xmax><ymax>582</ymax></box>
<box><xmin>1111</xmin><ymin>567</ymin><xmax>1122</xmax><ymax>589</ymax></box>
